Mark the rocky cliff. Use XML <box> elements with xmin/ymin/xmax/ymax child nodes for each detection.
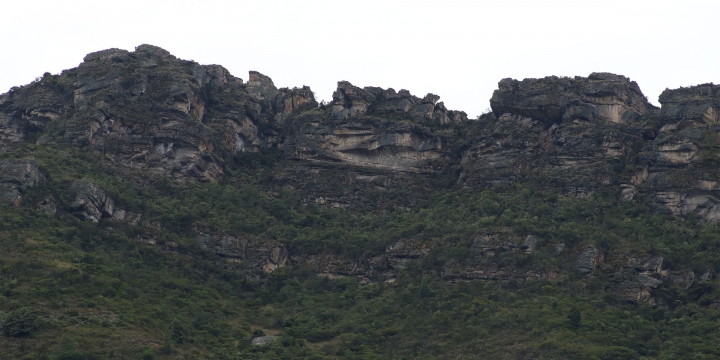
<box><xmin>0</xmin><ymin>45</ymin><xmax>316</xmax><ymax>182</ymax></box>
<box><xmin>3</xmin><ymin>45</ymin><xmax>720</xmax><ymax>306</ymax></box>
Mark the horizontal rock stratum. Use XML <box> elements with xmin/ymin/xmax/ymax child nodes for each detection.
<box><xmin>2</xmin><ymin>45</ymin><xmax>720</xmax><ymax>222</ymax></box>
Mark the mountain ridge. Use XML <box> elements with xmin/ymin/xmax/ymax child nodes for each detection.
<box><xmin>3</xmin><ymin>44</ymin><xmax>720</xmax><ymax>358</ymax></box>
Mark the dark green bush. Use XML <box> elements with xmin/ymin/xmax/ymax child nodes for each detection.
<box><xmin>1</xmin><ymin>307</ymin><xmax>37</xmax><ymax>337</ymax></box>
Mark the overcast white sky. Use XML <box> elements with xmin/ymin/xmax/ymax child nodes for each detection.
<box><xmin>2</xmin><ymin>0</ymin><xmax>718</xmax><ymax>117</ymax></box>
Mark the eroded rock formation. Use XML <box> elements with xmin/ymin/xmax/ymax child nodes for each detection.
<box><xmin>0</xmin><ymin>159</ymin><xmax>45</xmax><ymax>206</ymax></box>
<box><xmin>4</xmin><ymin>45</ymin><xmax>720</xmax><ymax>305</ymax></box>
<box><xmin>69</xmin><ymin>180</ymin><xmax>139</xmax><ymax>224</ymax></box>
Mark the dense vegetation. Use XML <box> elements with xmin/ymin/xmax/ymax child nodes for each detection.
<box><xmin>2</xmin><ymin>144</ymin><xmax>720</xmax><ymax>359</ymax></box>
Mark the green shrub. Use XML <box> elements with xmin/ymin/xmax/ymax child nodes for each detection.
<box><xmin>1</xmin><ymin>307</ymin><xmax>37</xmax><ymax>337</ymax></box>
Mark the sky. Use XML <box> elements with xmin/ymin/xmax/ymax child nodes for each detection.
<box><xmin>2</xmin><ymin>0</ymin><xmax>718</xmax><ymax>117</ymax></box>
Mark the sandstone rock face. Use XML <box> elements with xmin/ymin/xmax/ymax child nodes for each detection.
<box><xmin>286</xmin><ymin>117</ymin><xmax>448</xmax><ymax>173</ymax></box>
<box><xmin>0</xmin><ymin>45</ymin><xmax>316</xmax><ymax>182</ymax></box>
<box><xmin>490</xmin><ymin>73</ymin><xmax>656</xmax><ymax>125</ymax></box>
<box><xmin>331</xmin><ymin>81</ymin><xmax>467</xmax><ymax>124</ymax></box>
<box><xmin>658</xmin><ymin>84</ymin><xmax>720</xmax><ymax>124</ymax></box>
<box><xmin>5</xmin><ymin>46</ymin><xmax>720</xmax><ymax>224</ymax></box>
<box><xmin>0</xmin><ymin>79</ymin><xmax>70</xmax><ymax>152</ymax></box>
<box><xmin>522</xmin><ymin>235</ymin><xmax>538</xmax><ymax>252</ymax></box>
<box><xmin>0</xmin><ymin>159</ymin><xmax>45</xmax><ymax>206</ymax></box>
<box><xmin>196</xmin><ymin>231</ymin><xmax>294</xmax><ymax>275</ymax></box>
<box><xmin>269</xmin><ymin>81</ymin><xmax>468</xmax><ymax>208</ymax></box>
<box><xmin>284</xmin><ymin>230</ymin><xmax>559</xmax><ymax>284</ymax></box>
<box><xmin>461</xmin><ymin>73</ymin><xmax>656</xmax><ymax>195</ymax></box>
<box><xmin>629</xmin><ymin>84</ymin><xmax>720</xmax><ymax>223</ymax></box>
<box><xmin>617</xmin><ymin>282</ymin><xmax>652</xmax><ymax>303</ymax></box>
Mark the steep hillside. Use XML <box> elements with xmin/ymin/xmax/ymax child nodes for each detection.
<box><xmin>3</xmin><ymin>45</ymin><xmax>720</xmax><ymax>359</ymax></box>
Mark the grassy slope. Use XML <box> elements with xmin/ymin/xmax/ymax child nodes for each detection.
<box><xmin>2</xmin><ymin>145</ymin><xmax>720</xmax><ymax>359</ymax></box>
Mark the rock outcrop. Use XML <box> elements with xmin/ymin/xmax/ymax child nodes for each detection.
<box><xmin>461</xmin><ymin>73</ymin><xmax>658</xmax><ymax>196</ymax></box>
<box><xmin>573</xmin><ymin>245</ymin><xmax>603</xmax><ymax>273</ymax></box>
<box><xmin>625</xmin><ymin>84</ymin><xmax>720</xmax><ymax>222</ymax></box>
<box><xmin>69</xmin><ymin>180</ymin><xmax>139</xmax><ymax>224</ymax></box>
<box><xmin>0</xmin><ymin>45</ymin><xmax>316</xmax><ymax>182</ymax></box>
<box><xmin>285</xmin><ymin>116</ymin><xmax>449</xmax><ymax>173</ymax></box>
<box><xmin>5</xmin><ymin>45</ymin><xmax>720</xmax><ymax>305</ymax></box>
<box><xmin>69</xmin><ymin>180</ymin><xmax>116</xmax><ymax>222</ymax></box>
<box><xmin>331</xmin><ymin>81</ymin><xmax>467</xmax><ymax>124</ymax></box>
<box><xmin>490</xmin><ymin>73</ymin><xmax>657</xmax><ymax>125</ymax></box>
<box><xmin>0</xmin><ymin>159</ymin><xmax>45</xmax><ymax>206</ymax></box>
<box><xmin>6</xmin><ymin>46</ymin><xmax>720</xmax><ymax>223</ymax></box>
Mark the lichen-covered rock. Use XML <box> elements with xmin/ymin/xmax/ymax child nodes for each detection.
<box><xmin>0</xmin><ymin>159</ymin><xmax>45</xmax><ymax>206</ymax></box>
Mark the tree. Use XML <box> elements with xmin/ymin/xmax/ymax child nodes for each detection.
<box><xmin>1</xmin><ymin>307</ymin><xmax>38</xmax><ymax>337</ymax></box>
<box><xmin>568</xmin><ymin>307</ymin><xmax>581</xmax><ymax>329</ymax></box>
